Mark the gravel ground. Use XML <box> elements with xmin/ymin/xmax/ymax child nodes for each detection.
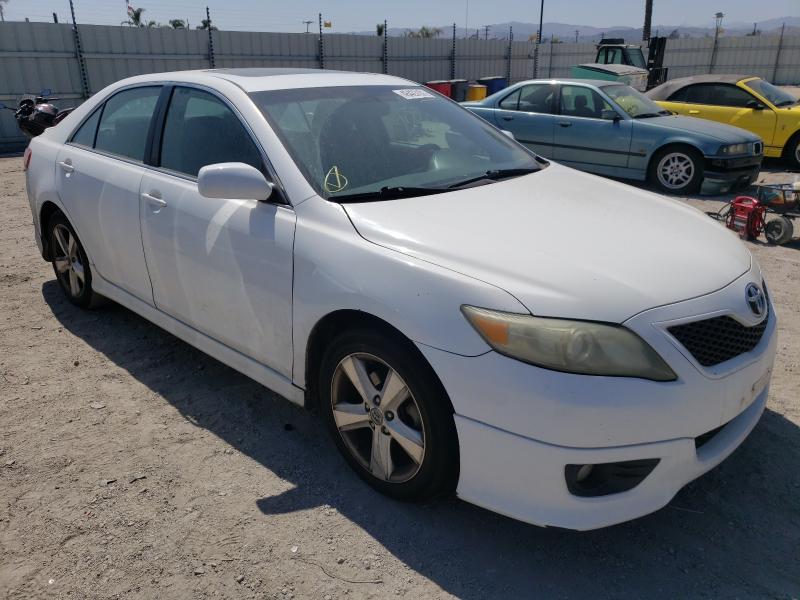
<box><xmin>1</xmin><ymin>156</ymin><xmax>799</xmax><ymax>600</ymax></box>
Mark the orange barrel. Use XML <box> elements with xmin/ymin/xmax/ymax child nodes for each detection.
<box><xmin>465</xmin><ymin>84</ymin><xmax>487</xmax><ymax>101</ymax></box>
<box><xmin>424</xmin><ymin>80</ymin><xmax>452</xmax><ymax>97</ymax></box>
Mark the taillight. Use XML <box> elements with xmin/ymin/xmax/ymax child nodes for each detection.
<box><xmin>23</xmin><ymin>147</ymin><xmax>32</xmax><ymax>171</ymax></box>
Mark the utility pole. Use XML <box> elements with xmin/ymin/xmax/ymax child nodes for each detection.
<box><xmin>643</xmin><ymin>0</ymin><xmax>653</xmax><ymax>41</ymax></box>
<box><xmin>574</xmin><ymin>29</ymin><xmax>579</xmax><ymax>43</ymax></box>
<box><xmin>482</xmin><ymin>25</ymin><xmax>490</xmax><ymax>40</ymax></box>
<box><xmin>0</xmin><ymin>3</ymin><xmax>5</xmax><ymax>22</ymax></box>
<box><xmin>53</xmin><ymin>12</ymin><xmax>59</xmax><ymax>23</ymax></box>
<box><xmin>302</xmin><ymin>20</ymin><xmax>312</xmax><ymax>33</ymax></box>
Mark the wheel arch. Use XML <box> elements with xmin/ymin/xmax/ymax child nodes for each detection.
<box><xmin>303</xmin><ymin>309</ymin><xmax>455</xmax><ymax>415</ymax></box>
<box><xmin>647</xmin><ymin>141</ymin><xmax>705</xmax><ymax>174</ymax></box>
<box><xmin>39</xmin><ymin>200</ymin><xmax>64</xmax><ymax>260</ymax></box>
<box><xmin>782</xmin><ymin>129</ymin><xmax>800</xmax><ymax>160</ymax></box>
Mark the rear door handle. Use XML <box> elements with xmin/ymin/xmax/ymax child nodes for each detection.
<box><xmin>558</xmin><ymin>121</ymin><xmax>572</xmax><ymax>127</ymax></box>
<box><xmin>141</xmin><ymin>192</ymin><xmax>167</xmax><ymax>208</ymax></box>
<box><xmin>58</xmin><ymin>160</ymin><xmax>74</xmax><ymax>174</ymax></box>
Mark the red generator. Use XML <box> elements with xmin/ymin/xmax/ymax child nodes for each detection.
<box><xmin>725</xmin><ymin>196</ymin><xmax>766</xmax><ymax>241</ymax></box>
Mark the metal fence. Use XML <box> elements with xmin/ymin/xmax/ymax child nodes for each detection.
<box><xmin>2</xmin><ymin>21</ymin><xmax>800</xmax><ymax>152</ymax></box>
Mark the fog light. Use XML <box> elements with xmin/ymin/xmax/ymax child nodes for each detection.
<box><xmin>575</xmin><ymin>464</ymin><xmax>593</xmax><ymax>482</ymax></box>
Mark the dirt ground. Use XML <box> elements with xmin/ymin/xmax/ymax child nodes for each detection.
<box><xmin>1</xmin><ymin>155</ymin><xmax>799</xmax><ymax>600</ymax></box>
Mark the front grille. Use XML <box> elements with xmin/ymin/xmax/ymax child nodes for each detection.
<box><xmin>668</xmin><ymin>312</ymin><xmax>769</xmax><ymax>367</ymax></box>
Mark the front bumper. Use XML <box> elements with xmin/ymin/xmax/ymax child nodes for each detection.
<box><xmin>704</xmin><ymin>154</ymin><xmax>762</xmax><ymax>184</ymax></box>
<box><xmin>418</xmin><ymin>268</ymin><xmax>777</xmax><ymax>530</ymax></box>
<box><xmin>453</xmin><ymin>386</ymin><xmax>767</xmax><ymax>530</ymax></box>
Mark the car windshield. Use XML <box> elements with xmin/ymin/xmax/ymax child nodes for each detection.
<box><xmin>249</xmin><ymin>86</ymin><xmax>541</xmax><ymax>201</ymax></box>
<box><xmin>604</xmin><ymin>84</ymin><xmax>669</xmax><ymax>118</ymax></box>
<box><xmin>744</xmin><ymin>79</ymin><xmax>798</xmax><ymax>107</ymax></box>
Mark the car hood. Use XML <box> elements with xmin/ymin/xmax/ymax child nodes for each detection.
<box><xmin>642</xmin><ymin>114</ymin><xmax>762</xmax><ymax>143</ymax></box>
<box><xmin>342</xmin><ymin>164</ymin><xmax>751</xmax><ymax>323</ymax></box>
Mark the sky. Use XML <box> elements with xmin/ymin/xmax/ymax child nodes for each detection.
<box><xmin>3</xmin><ymin>0</ymin><xmax>798</xmax><ymax>33</ymax></box>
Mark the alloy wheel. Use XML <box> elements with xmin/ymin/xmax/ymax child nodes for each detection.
<box><xmin>656</xmin><ymin>152</ymin><xmax>695</xmax><ymax>190</ymax></box>
<box><xmin>330</xmin><ymin>352</ymin><xmax>426</xmax><ymax>483</ymax></box>
<box><xmin>52</xmin><ymin>223</ymin><xmax>85</xmax><ymax>298</ymax></box>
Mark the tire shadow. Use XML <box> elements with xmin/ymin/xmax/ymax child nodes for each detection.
<box><xmin>42</xmin><ymin>280</ymin><xmax>800</xmax><ymax>599</ymax></box>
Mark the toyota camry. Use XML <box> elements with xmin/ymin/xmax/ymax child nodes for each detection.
<box><xmin>25</xmin><ymin>69</ymin><xmax>776</xmax><ymax>530</ymax></box>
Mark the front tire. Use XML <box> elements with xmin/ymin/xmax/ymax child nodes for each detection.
<box><xmin>47</xmin><ymin>212</ymin><xmax>103</xmax><ymax>308</ymax></box>
<box><xmin>785</xmin><ymin>134</ymin><xmax>800</xmax><ymax>170</ymax></box>
<box><xmin>649</xmin><ymin>146</ymin><xmax>704</xmax><ymax>194</ymax></box>
<box><xmin>319</xmin><ymin>329</ymin><xmax>458</xmax><ymax>501</ymax></box>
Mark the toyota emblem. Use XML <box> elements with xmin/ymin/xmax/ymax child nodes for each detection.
<box><xmin>745</xmin><ymin>283</ymin><xmax>767</xmax><ymax>319</ymax></box>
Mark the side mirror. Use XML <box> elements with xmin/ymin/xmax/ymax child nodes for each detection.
<box><xmin>601</xmin><ymin>109</ymin><xmax>621</xmax><ymax>122</ymax></box>
<box><xmin>501</xmin><ymin>129</ymin><xmax>515</xmax><ymax>139</ymax></box>
<box><xmin>746</xmin><ymin>99</ymin><xmax>765</xmax><ymax>110</ymax></box>
<box><xmin>198</xmin><ymin>162</ymin><xmax>274</xmax><ymax>201</ymax></box>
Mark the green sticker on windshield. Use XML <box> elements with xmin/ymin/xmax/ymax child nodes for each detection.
<box><xmin>324</xmin><ymin>166</ymin><xmax>349</xmax><ymax>193</ymax></box>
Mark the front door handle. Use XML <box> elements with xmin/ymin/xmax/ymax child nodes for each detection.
<box><xmin>501</xmin><ymin>115</ymin><xmax>514</xmax><ymax>121</ymax></box>
<box><xmin>688</xmin><ymin>110</ymin><xmax>700</xmax><ymax>115</ymax></box>
<box><xmin>141</xmin><ymin>192</ymin><xmax>167</xmax><ymax>208</ymax></box>
<box><xmin>58</xmin><ymin>160</ymin><xmax>74</xmax><ymax>174</ymax></box>
<box><xmin>558</xmin><ymin>121</ymin><xmax>572</xmax><ymax>127</ymax></box>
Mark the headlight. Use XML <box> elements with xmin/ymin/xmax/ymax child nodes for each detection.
<box><xmin>461</xmin><ymin>306</ymin><xmax>676</xmax><ymax>381</ymax></box>
<box><xmin>719</xmin><ymin>143</ymin><xmax>749</xmax><ymax>155</ymax></box>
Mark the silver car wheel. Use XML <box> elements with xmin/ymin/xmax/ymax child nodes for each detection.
<box><xmin>52</xmin><ymin>223</ymin><xmax>85</xmax><ymax>298</ymax></box>
<box><xmin>330</xmin><ymin>352</ymin><xmax>426</xmax><ymax>483</ymax></box>
<box><xmin>656</xmin><ymin>151</ymin><xmax>695</xmax><ymax>190</ymax></box>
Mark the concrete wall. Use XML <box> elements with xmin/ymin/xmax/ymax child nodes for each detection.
<box><xmin>2</xmin><ymin>21</ymin><xmax>800</xmax><ymax>152</ymax></box>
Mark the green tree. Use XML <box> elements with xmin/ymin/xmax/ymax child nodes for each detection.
<box><xmin>376</xmin><ymin>23</ymin><xmax>385</xmax><ymax>36</ymax></box>
<box><xmin>169</xmin><ymin>19</ymin><xmax>186</xmax><ymax>29</ymax></box>
<box><xmin>196</xmin><ymin>18</ymin><xmax>217</xmax><ymax>31</ymax></box>
<box><xmin>404</xmin><ymin>26</ymin><xmax>442</xmax><ymax>39</ymax></box>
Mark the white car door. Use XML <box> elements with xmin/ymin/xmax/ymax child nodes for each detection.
<box><xmin>139</xmin><ymin>85</ymin><xmax>296</xmax><ymax>377</ymax></box>
<box><xmin>55</xmin><ymin>85</ymin><xmax>163</xmax><ymax>303</ymax></box>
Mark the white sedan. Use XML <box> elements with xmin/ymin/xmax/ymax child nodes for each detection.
<box><xmin>25</xmin><ymin>69</ymin><xmax>776</xmax><ymax>530</ymax></box>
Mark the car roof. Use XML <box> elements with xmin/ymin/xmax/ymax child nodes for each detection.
<box><xmin>108</xmin><ymin>68</ymin><xmax>414</xmax><ymax>93</ymax></box>
<box><xmin>512</xmin><ymin>78</ymin><xmax>624</xmax><ymax>88</ymax></box>
<box><xmin>646</xmin><ymin>74</ymin><xmax>756</xmax><ymax>100</ymax></box>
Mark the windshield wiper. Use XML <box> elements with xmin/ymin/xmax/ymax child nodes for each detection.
<box><xmin>634</xmin><ymin>112</ymin><xmax>666</xmax><ymax>119</ymax></box>
<box><xmin>332</xmin><ymin>185</ymin><xmax>449</xmax><ymax>203</ymax></box>
<box><xmin>446</xmin><ymin>167</ymin><xmax>539</xmax><ymax>189</ymax></box>
<box><xmin>775</xmin><ymin>99</ymin><xmax>799</xmax><ymax>107</ymax></box>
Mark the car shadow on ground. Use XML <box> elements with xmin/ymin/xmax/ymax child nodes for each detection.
<box><xmin>43</xmin><ymin>281</ymin><xmax>800</xmax><ymax>599</ymax></box>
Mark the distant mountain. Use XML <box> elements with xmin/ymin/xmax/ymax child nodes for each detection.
<box><xmin>354</xmin><ymin>17</ymin><xmax>799</xmax><ymax>41</ymax></box>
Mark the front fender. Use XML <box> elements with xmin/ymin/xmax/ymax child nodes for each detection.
<box><xmin>291</xmin><ymin>196</ymin><xmax>528</xmax><ymax>388</ymax></box>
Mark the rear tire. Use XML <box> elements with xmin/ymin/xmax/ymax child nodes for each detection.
<box><xmin>765</xmin><ymin>217</ymin><xmax>794</xmax><ymax>245</ymax></box>
<box><xmin>649</xmin><ymin>146</ymin><xmax>704</xmax><ymax>195</ymax></box>
<box><xmin>319</xmin><ymin>329</ymin><xmax>458</xmax><ymax>502</ymax></box>
<box><xmin>47</xmin><ymin>212</ymin><xmax>105</xmax><ymax>308</ymax></box>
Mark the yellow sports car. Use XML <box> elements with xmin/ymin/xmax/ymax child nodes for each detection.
<box><xmin>647</xmin><ymin>75</ymin><xmax>800</xmax><ymax>168</ymax></box>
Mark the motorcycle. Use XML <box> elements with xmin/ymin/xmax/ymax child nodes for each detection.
<box><xmin>0</xmin><ymin>89</ymin><xmax>74</xmax><ymax>139</ymax></box>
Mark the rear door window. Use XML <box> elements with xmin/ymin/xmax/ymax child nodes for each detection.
<box><xmin>94</xmin><ymin>86</ymin><xmax>161</xmax><ymax>162</ymax></box>
<box><xmin>70</xmin><ymin>107</ymin><xmax>102</xmax><ymax>147</ymax></box>
<box><xmin>159</xmin><ymin>86</ymin><xmax>264</xmax><ymax>178</ymax></box>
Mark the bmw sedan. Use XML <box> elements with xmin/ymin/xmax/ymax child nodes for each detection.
<box><xmin>26</xmin><ymin>68</ymin><xmax>776</xmax><ymax>530</ymax></box>
<box><xmin>463</xmin><ymin>79</ymin><xmax>764</xmax><ymax>194</ymax></box>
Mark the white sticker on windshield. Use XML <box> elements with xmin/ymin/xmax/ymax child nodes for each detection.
<box><xmin>393</xmin><ymin>88</ymin><xmax>435</xmax><ymax>100</ymax></box>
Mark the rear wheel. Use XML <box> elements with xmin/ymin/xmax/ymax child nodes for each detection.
<box><xmin>649</xmin><ymin>146</ymin><xmax>704</xmax><ymax>194</ymax></box>
<box><xmin>47</xmin><ymin>212</ymin><xmax>104</xmax><ymax>308</ymax></box>
<box><xmin>319</xmin><ymin>329</ymin><xmax>458</xmax><ymax>501</ymax></box>
<box><xmin>765</xmin><ymin>216</ymin><xmax>794</xmax><ymax>245</ymax></box>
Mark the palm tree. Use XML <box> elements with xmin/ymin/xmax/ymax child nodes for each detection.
<box><xmin>169</xmin><ymin>19</ymin><xmax>186</xmax><ymax>29</ymax></box>
<box><xmin>196</xmin><ymin>18</ymin><xmax>217</xmax><ymax>31</ymax></box>
<box><xmin>123</xmin><ymin>7</ymin><xmax>145</xmax><ymax>27</ymax></box>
